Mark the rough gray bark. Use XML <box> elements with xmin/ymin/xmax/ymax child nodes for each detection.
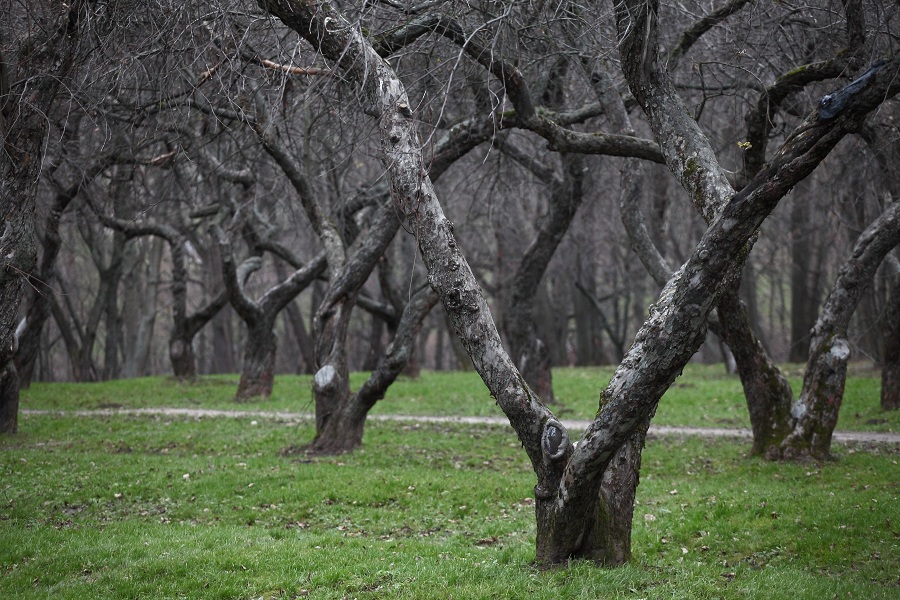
<box><xmin>306</xmin><ymin>284</ymin><xmax>439</xmax><ymax>454</ymax></box>
<box><xmin>257</xmin><ymin>0</ymin><xmax>900</xmax><ymax>567</ymax></box>
<box><xmin>776</xmin><ymin>201</ymin><xmax>900</xmax><ymax>459</ymax></box>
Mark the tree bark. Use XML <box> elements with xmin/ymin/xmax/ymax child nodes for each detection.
<box><xmin>258</xmin><ymin>0</ymin><xmax>900</xmax><ymax>567</ymax></box>
<box><xmin>236</xmin><ymin>321</ymin><xmax>277</xmax><ymax>399</ymax></box>
<box><xmin>307</xmin><ymin>285</ymin><xmax>438</xmax><ymax>454</ymax></box>
<box><xmin>221</xmin><ymin>244</ymin><xmax>325</xmax><ymax>401</ymax></box>
<box><xmin>777</xmin><ymin>200</ymin><xmax>900</xmax><ymax>459</ymax></box>
<box><xmin>716</xmin><ymin>288</ymin><xmax>794</xmax><ymax>456</ymax></box>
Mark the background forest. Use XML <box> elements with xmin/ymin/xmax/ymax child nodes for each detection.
<box><xmin>6</xmin><ymin>0</ymin><xmax>898</xmax><ymax>389</ymax></box>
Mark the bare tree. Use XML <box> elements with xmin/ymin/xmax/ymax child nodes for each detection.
<box><xmin>1</xmin><ymin>1</ymin><xmax>88</xmax><ymax>432</ymax></box>
<box><xmin>256</xmin><ymin>0</ymin><xmax>898</xmax><ymax>567</ymax></box>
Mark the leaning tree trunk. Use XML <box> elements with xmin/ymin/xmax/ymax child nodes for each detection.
<box><xmin>881</xmin><ymin>270</ymin><xmax>900</xmax><ymax>410</ymax></box>
<box><xmin>777</xmin><ymin>200</ymin><xmax>900</xmax><ymax>459</ymax></box>
<box><xmin>258</xmin><ymin>0</ymin><xmax>900</xmax><ymax>567</ymax></box>
<box><xmin>716</xmin><ymin>288</ymin><xmax>794</xmax><ymax>457</ymax></box>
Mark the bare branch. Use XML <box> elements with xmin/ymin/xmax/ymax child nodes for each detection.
<box><xmin>667</xmin><ymin>0</ymin><xmax>753</xmax><ymax>70</ymax></box>
<box><xmin>259</xmin><ymin>59</ymin><xmax>331</xmax><ymax>76</ymax></box>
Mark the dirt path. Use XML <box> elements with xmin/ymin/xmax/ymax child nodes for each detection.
<box><xmin>22</xmin><ymin>408</ymin><xmax>900</xmax><ymax>446</ymax></box>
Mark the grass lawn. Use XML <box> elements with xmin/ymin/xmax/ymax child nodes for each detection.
<box><xmin>19</xmin><ymin>363</ymin><xmax>898</xmax><ymax>433</ymax></box>
<box><xmin>0</xmin><ymin>365</ymin><xmax>900</xmax><ymax>600</ymax></box>
<box><xmin>2</xmin><ymin>368</ymin><xmax>899</xmax><ymax>598</ymax></box>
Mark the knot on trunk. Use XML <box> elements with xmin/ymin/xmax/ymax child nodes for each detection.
<box><xmin>541</xmin><ymin>418</ymin><xmax>569</xmax><ymax>463</ymax></box>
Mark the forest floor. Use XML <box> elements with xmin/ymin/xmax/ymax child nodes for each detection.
<box><xmin>21</xmin><ymin>408</ymin><xmax>900</xmax><ymax>448</ymax></box>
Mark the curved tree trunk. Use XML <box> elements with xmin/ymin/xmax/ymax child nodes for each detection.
<box><xmin>258</xmin><ymin>0</ymin><xmax>900</xmax><ymax>568</ymax></box>
<box><xmin>777</xmin><ymin>201</ymin><xmax>900</xmax><ymax>459</ymax></box>
<box><xmin>716</xmin><ymin>288</ymin><xmax>794</xmax><ymax>456</ymax></box>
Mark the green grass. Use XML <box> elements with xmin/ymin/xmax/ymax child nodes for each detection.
<box><xmin>1</xmin><ymin>411</ymin><xmax>898</xmax><ymax>599</ymax></box>
<box><xmin>21</xmin><ymin>363</ymin><xmax>898</xmax><ymax>433</ymax></box>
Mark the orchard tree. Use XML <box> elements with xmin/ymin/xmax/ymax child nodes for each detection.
<box><xmin>1</xmin><ymin>1</ymin><xmax>89</xmax><ymax>432</ymax></box>
<box><xmin>255</xmin><ymin>0</ymin><xmax>899</xmax><ymax>566</ymax></box>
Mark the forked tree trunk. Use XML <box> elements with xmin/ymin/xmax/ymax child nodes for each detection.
<box><xmin>258</xmin><ymin>0</ymin><xmax>900</xmax><ymax>567</ymax></box>
<box><xmin>221</xmin><ymin>244</ymin><xmax>324</xmax><ymax>401</ymax></box>
<box><xmin>535</xmin><ymin>426</ymin><xmax>648</xmax><ymax>566</ymax></box>
<box><xmin>308</xmin><ymin>286</ymin><xmax>438</xmax><ymax>453</ymax></box>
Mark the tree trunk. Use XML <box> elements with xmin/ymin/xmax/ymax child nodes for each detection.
<box><xmin>536</xmin><ymin>426</ymin><xmax>648</xmax><ymax>566</ymax></box>
<box><xmin>236</xmin><ymin>323</ymin><xmax>277</xmax><ymax>400</ymax></box>
<box><xmin>1</xmin><ymin>2</ymin><xmax>84</xmax><ymax>415</ymax></box>
<box><xmin>778</xmin><ymin>201</ymin><xmax>900</xmax><ymax>459</ymax></box>
<box><xmin>308</xmin><ymin>286</ymin><xmax>439</xmax><ymax>454</ymax></box>
<box><xmin>123</xmin><ymin>238</ymin><xmax>163</xmax><ymax>378</ymax></box>
<box><xmin>716</xmin><ymin>288</ymin><xmax>794</xmax><ymax>457</ymax></box>
<box><xmin>170</xmin><ymin>335</ymin><xmax>199</xmax><ymax>380</ymax></box>
<box><xmin>15</xmin><ymin>175</ymin><xmax>90</xmax><ymax>386</ymax></box>
<box><xmin>881</xmin><ymin>271</ymin><xmax>900</xmax><ymax>410</ymax></box>
<box><xmin>101</xmin><ymin>232</ymin><xmax>125</xmax><ymax>380</ymax></box>
<box><xmin>258</xmin><ymin>0</ymin><xmax>900</xmax><ymax>567</ymax></box>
